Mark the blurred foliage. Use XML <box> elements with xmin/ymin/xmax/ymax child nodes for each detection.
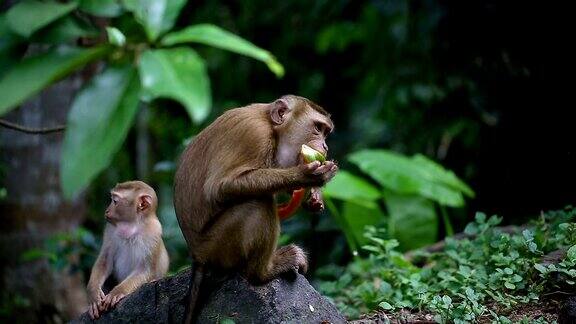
<box><xmin>318</xmin><ymin>207</ymin><xmax>576</xmax><ymax>321</ymax></box>
<box><xmin>20</xmin><ymin>227</ymin><xmax>99</xmax><ymax>273</ymax></box>
<box><xmin>0</xmin><ymin>0</ymin><xmax>283</xmax><ymax>199</ymax></box>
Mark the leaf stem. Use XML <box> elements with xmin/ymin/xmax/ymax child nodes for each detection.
<box><xmin>325</xmin><ymin>196</ymin><xmax>359</xmax><ymax>256</ymax></box>
<box><xmin>440</xmin><ymin>205</ymin><xmax>454</xmax><ymax>236</ymax></box>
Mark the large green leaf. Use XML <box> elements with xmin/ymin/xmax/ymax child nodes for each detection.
<box><xmin>138</xmin><ymin>47</ymin><xmax>211</xmax><ymax>123</ymax></box>
<box><xmin>323</xmin><ymin>170</ymin><xmax>381</xmax><ymax>208</ymax></box>
<box><xmin>32</xmin><ymin>17</ymin><xmax>99</xmax><ymax>44</ymax></box>
<box><xmin>79</xmin><ymin>0</ymin><xmax>123</xmax><ymax>17</ymax></box>
<box><xmin>162</xmin><ymin>24</ymin><xmax>285</xmax><ymax>78</ymax></box>
<box><xmin>0</xmin><ymin>14</ymin><xmax>25</xmax><ymax>78</ymax></box>
<box><xmin>349</xmin><ymin>150</ymin><xmax>471</xmax><ymax>207</ymax></box>
<box><xmin>0</xmin><ymin>46</ymin><xmax>110</xmax><ymax>116</ymax></box>
<box><xmin>6</xmin><ymin>0</ymin><xmax>77</xmax><ymax>37</ymax></box>
<box><xmin>383</xmin><ymin>191</ymin><xmax>438</xmax><ymax>250</ymax></box>
<box><xmin>122</xmin><ymin>0</ymin><xmax>186</xmax><ymax>41</ymax></box>
<box><xmin>61</xmin><ymin>65</ymin><xmax>141</xmax><ymax>199</ymax></box>
<box><xmin>412</xmin><ymin>154</ymin><xmax>475</xmax><ymax>198</ymax></box>
<box><xmin>342</xmin><ymin>201</ymin><xmax>386</xmax><ymax>247</ymax></box>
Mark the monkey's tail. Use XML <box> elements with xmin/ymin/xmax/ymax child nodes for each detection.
<box><xmin>184</xmin><ymin>262</ymin><xmax>204</xmax><ymax>324</ymax></box>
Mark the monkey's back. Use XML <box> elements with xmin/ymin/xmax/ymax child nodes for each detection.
<box><xmin>174</xmin><ymin>103</ymin><xmax>275</xmax><ymax>250</ymax></box>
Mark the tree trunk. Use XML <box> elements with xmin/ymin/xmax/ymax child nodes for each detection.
<box><xmin>0</xmin><ymin>73</ymin><xmax>88</xmax><ymax>322</ymax></box>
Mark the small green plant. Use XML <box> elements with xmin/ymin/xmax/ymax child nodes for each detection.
<box><xmin>20</xmin><ymin>227</ymin><xmax>99</xmax><ymax>272</ymax></box>
<box><xmin>318</xmin><ymin>207</ymin><xmax>576</xmax><ymax>322</ymax></box>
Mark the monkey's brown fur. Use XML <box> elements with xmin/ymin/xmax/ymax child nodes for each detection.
<box><xmin>174</xmin><ymin>96</ymin><xmax>337</xmax><ymax>321</ymax></box>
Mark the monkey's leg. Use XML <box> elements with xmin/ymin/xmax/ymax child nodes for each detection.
<box><xmin>273</xmin><ymin>244</ymin><xmax>309</xmax><ymax>275</ymax></box>
<box><xmin>239</xmin><ymin>205</ymin><xmax>308</xmax><ymax>282</ymax></box>
<box><xmin>245</xmin><ymin>244</ymin><xmax>309</xmax><ymax>283</ymax></box>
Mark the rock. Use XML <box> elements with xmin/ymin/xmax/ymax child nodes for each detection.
<box><xmin>72</xmin><ymin>268</ymin><xmax>346</xmax><ymax>324</ymax></box>
<box><xmin>559</xmin><ymin>295</ymin><xmax>576</xmax><ymax>324</ymax></box>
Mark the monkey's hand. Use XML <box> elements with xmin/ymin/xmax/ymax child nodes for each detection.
<box><xmin>303</xmin><ymin>187</ymin><xmax>324</xmax><ymax>213</ymax></box>
<box><xmin>101</xmin><ymin>288</ymin><xmax>126</xmax><ymax>312</ymax></box>
<box><xmin>87</xmin><ymin>286</ymin><xmax>105</xmax><ymax>319</ymax></box>
<box><xmin>300</xmin><ymin>160</ymin><xmax>338</xmax><ymax>186</ymax></box>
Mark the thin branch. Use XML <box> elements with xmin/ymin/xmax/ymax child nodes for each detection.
<box><xmin>404</xmin><ymin>224</ymin><xmax>530</xmax><ymax>261</ymax></box>
<box><xmin>0</xmin><ymin>119</ymin><xmax>65</xmax><ymax>134</ymax></box>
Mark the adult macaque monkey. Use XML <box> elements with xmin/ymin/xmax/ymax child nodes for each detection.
<box><xmin>174</xmin><ymin>95</ymin><xmax>337</xmax><ymax>323</ymax></box>
<box><xmin>87</xmin><ymin>181</ymin><xmax>169</xmax><ymax>319</ymax></box>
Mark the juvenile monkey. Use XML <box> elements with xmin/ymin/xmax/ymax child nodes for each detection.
<box><xmin>87</xmin><ymin>181</ymin><xmax>169</xmax><ymax>319</ymax></box>
<box><xmin>174</xmin><ymin>95</ymin><xmax>338</xmax><ymax>322</ymax></box>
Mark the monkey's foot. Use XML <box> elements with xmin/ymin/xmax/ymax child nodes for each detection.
<box><xmin>276</xmin><ymin>244</ymin><xmax>308</xmax><ymax>275</ymax></box>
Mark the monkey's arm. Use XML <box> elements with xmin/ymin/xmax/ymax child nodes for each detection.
<box><xmin>87</xmin><ymin>245</ymin><xmax>113</xmax><ymax>293</ymax></box>
<box><xmin>87</xmin><ymin>244</ymin><xmax>113</xmax><ymax>319</ymax></box>
<box><xmin>217</xmin><ymin>161</ymin><xmax>337</xmax><ymax>200</ymax></box>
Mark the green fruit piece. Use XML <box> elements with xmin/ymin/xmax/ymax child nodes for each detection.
<box><xmin>301</xmin><ymin>144</ymin><xmax>326</xmax><ymax>163</ymax></box>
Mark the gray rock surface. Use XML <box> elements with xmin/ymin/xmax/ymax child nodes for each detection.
<box><xmin>559</xmin><ymin>295</ymin><xmax>576</xmax><ymax>324</ymax></box>
<box><xmin>72</xmin><ymin>268</ymin><xmax>346</xmax><ymax>324</ymax></box>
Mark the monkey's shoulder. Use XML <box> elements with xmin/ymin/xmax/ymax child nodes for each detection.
<box><xmin>207</xmin><ymin>104</ymin><xmax>270</xmax><ymax>133</ymax></box>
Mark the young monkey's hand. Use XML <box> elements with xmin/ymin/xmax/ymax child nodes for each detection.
<box><xmin>101</xmin><ymin>288</ymin><xmax>126</xmax><ymax>311</ymax></box>
<box><xmin>88</xmin><ymin>287</ymin><xmax>105</xmax><ymax>319</ymax></box>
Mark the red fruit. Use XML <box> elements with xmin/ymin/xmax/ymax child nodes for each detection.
<box><xmin>277</xmin><ymin>188</ymin><xmax>306</xmax><ymax>220</ymax></box>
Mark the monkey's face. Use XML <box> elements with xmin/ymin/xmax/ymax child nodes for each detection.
<box><xmin>273</xmin><ymin>98</ymin><xmax>333</xmax><ymax>167</ymax></box>
<box><xmin>105</xmin><ymin>191</ymin><xmax>137</xmax><ymax>225</ymax></box>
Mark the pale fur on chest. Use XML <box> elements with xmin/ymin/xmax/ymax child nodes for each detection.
<box><xmin>110</xmin><ymin>223</ymin><xmax>155</xmax><ymax>281</ymax></box>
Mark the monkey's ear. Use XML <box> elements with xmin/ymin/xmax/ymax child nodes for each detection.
<box><xmin>138</xmin><ymin>194</ymin><xmax>153</xmax><ymax>211</ymax></box>
<box><xmin>270</xmin><ymin>99</ymin><xmax>291</xmax><ymax>125</ymax></box>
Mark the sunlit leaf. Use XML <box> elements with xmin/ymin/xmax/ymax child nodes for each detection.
<box><xmin>162</xmin><ymin>24</ymin><xmax>285</xmax><ymax>77</ymax></box>
<box><xmin>568</xmin><ymin>245</ymin><xmax>576</xmax><ymax>262</ymax></box>
<box><xmin>122</xmin><ymin>0</ymin><xmax>186</xmax><ymax>41</ymax></box>
<box><xmin>0</xmin><ymin>46</ymin><xmax>110</xmax><ymax>116</ymax></box>
<box><xmin>349</xmin><ymin>150</ymin><xmax>471</xmax><ymax>207</ymax></box>
<box><xmin>138</xmin><ymin>47</ymin><xmax>211</xmax><ymax>123</ymax></box>
<box><xmin>379</xmin><ymin>301</ymin><xmax>394</xmax><ymax>310</ymax></box>
<box><xmin>106</xmin><ymin>27</ymin><xmax>126</xmax><ymax>47</ymax></box>
<box><xmin>323</xmin><ymin>170</ymin><xmax>381</xmax><ymax>208</ymax></box>
<box><xmin>79</xmin><ymin>0</ymin><xmax>123</xmax><ymax>17</ymax></box>
<box><xmin>61</xmin><ymin>65</ymin><xmax>141</xmax><ymax>199</ymax></box>
<box><xmin>383</xmin><ymin>191</ymin><xmax>438</xmax><ymax>250</ymax></box>
<box><xmin>6</xmin><ymin>0</ymin><xmax>77</xmax><ymax>37</ymax></box>
<box><xmin>412</xmin><ymin>154</ymin><xmax>475</xmax><ymax>197</ymax></box>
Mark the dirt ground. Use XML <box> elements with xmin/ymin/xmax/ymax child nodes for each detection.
<box><xmin>350</xmin><ymin>295</ymin><xmax>563</xmax><ymax>323</ymax></box>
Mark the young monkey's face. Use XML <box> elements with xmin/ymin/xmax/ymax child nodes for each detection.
<box><xmin>105</xmin><ymin>191</ymin><xmax>136</xmax><ymax>225</ymax></box>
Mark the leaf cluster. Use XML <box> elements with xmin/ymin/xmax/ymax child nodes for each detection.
<box><xmin>317</xmin><ymin>208</ymin><xmax>576</xmax><ymax>322</ymax></box>
<box><xmin>0</xmin><ymin>0</ymin><xmax>283</xmax><ymax>198</ymax></box>
<box><xmin>323</xmin><ymin>149</ymin><xmax>474</xmax><ymax>253</ymax></box>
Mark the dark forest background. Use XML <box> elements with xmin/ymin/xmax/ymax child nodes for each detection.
<box><xmin>0</xmin><ymin>0</ymin><xmax>574</xmax><ymax>321</ymax></box>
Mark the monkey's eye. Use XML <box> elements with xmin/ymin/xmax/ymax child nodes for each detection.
<box><xmin>314</xmin><ymin>122</ymin><xmax>322</xmax><ymax>134</ymax></box>
<box><xmin>112</xmin><ymin>197</ymin><xmax>118</xmax><ymax>205</ymax></box>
